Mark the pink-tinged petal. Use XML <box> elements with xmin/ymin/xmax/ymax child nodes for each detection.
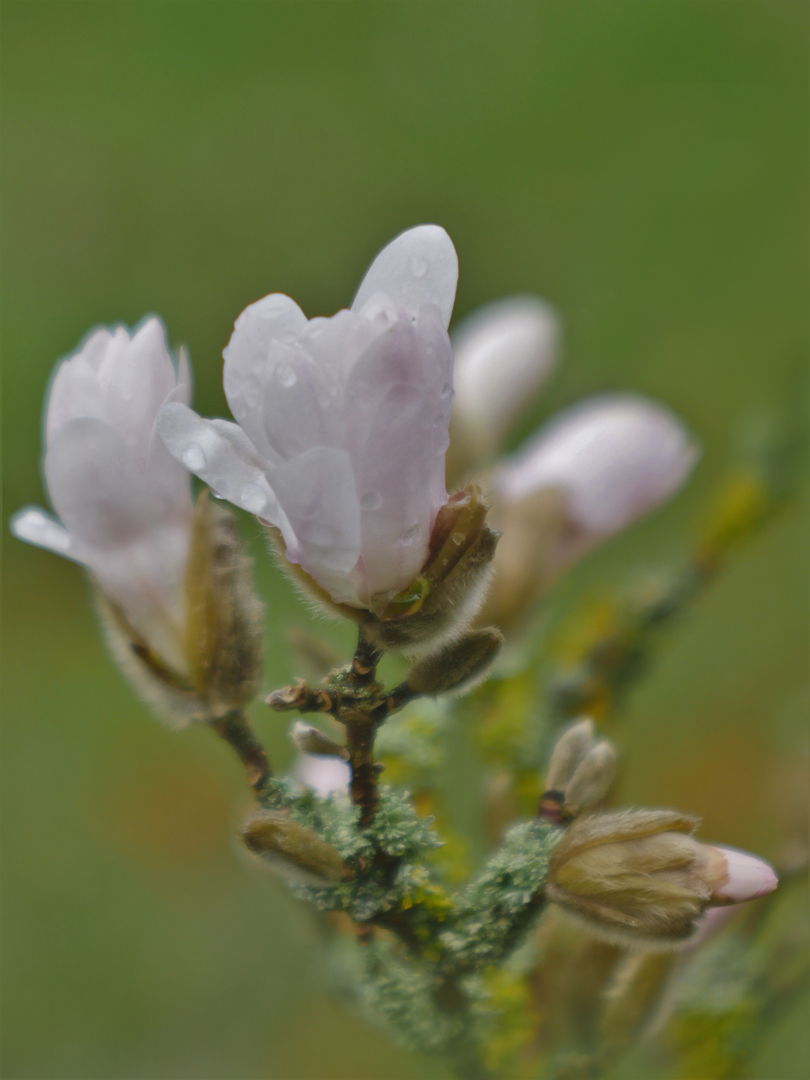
<box><xmin>709</xmin><ymin>846</ymin><xmax>779</xmax><ymax>903</ymax></box>
<box><xmin>144</xmin><ymin>385</ymin><xmax>195</xmax><ymax>519</ymax></box>
<box><xmin>10</xmin><ymin>506</ymin><xmax>89</xmax><ymax>565</ymax></box>
<box><xmin>499</xmin><ymin>395</ymin><xmax>699</xmax><ymax>536</ymax></box>
<box><xmin>352</xmin><ymin>225</ymin><xmax>458</xmax><ymax>330</ymax></box>
<box><xmin>223</xmin><ymin>293</ymin><xmax>308</xmax><ymax>462</ymax></box>
<box><xmin>294</xmin><ymin>754</ymin><xmax>350</xmax><ymax>796</ymax></box>
<box><xmin>46</xmin><ymin>352</ymin><xmax>109</xmax><ymax>443</ymax></box>
<box><xmin>176</xmin><ymin>346</ymin><xmax>193</xmax><ymax>406</ymax></box>
<box><xmin>45</xmin><ymin>418</ymin><xmax>152</xmax><ymax>549</ymax></box>
<box><xmin>452</xmin><ymin>296</ymin><xmax>559</xmax><ymax>454</ymax></box>
<box><xmin>259</xmin><ymin>340</ymin><xmax>342</xmax><ymax>462</ymax></box>
<box><xmin>269</xmin><ymin>445</ymin><xmax>361</xmax><ymax>587</ymax></box>
<box><xmin>156</xmin><ymin>403</ymin><xmax>280</xmax><ymax>522</ymax></box>
<box><xmin>98</xmin><ymin>319</ymin><xmax>177</xmax><ymax>466</ymax></box>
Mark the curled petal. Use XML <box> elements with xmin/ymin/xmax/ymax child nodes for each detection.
<box><xmin>10</xmin><ymin>506</ymin><xmax>88</xmax><ymax>564</ymax></box>
<box><xmin>352</xmin><ymin>224</ymin><xmax>458</xmax><ymax>329</ymax></box>
<box><xmin>157</xmin><ymin>403</ymin><xmax>280</xmax><ymax>522</ymax></box>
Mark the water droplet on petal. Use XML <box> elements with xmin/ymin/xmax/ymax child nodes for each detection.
<box><xmin>277</xmin><ymin>364</ymin><xmax>297</xmax><ymax>388</ymax></box>
<box><xmin>181</xmin><ymin>444</ymin><xmax>207</xmax><ymax>471</ymax></box>
<box><xmin>240</xmin><ymin>484</ymin><xmax>267</xmax><ymax>514</ymax></box>
<box><xmin>360</xmin><ymin>491</ymin><xmax>383</xmax><ymax>511</ymax></box>
<box><xmin>409</xmin><ymin>255</ymin><xmax>428</xmax><ymax>278</ymax></box>
<box><xmin>440</xmin><ymin>383</ymin><xmax>452</xmax><ymax>398</ymax></box>
<box><xmin>400</xmin><ymin>522</ymin><xmax>419</xmax><ymax>546</ymax></box>
<box><xmin>438</xmin><ymin>434</ymin><xmax>450</xmax><ymax>454</ymax></box>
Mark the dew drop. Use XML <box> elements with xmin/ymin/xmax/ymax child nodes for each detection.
<box><xmin>400</xmin><ymin>522</ymin><xmax>419</xmax><ymax>546</ymax></box>
<box><xmin>440</xmin><ymin>383</ymin><xmax>452</xmax><ymax>398</ymax></box>
<box><xmin>240</xmin><ymin>483</ymin><xmax>267</xmax><ymax>514</ymax></box>
<box><xmin>277</xmin><ymin>364</ymin><xmax>297</xmax><ymax>388</ymax></box>
<box><xmin>409</xmin><ymin>255</ymin><xmax>428</xmax><ymax>278</ymax></box>
<box><xmin>438</xmin><ymin>434</ymin><xmax>450</xmax><ymax>454</ymax></box>
<box><xmin>181</xmin><ymin>444</ymin><xmax>207</xmax><ymax>471</ymax></box>
<box><xmin>360</xmin><ymin>491</ymin><xmax>382</xmax><ymax>511</ymax></box>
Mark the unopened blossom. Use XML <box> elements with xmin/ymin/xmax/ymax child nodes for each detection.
<box><xmin>158</xmin><ymin>225</ymin><xmax>458</xmax><ymax>611</ymax></box>
<box><xmin>547</xmin><ymin>809</ymin><xmax>778</xmax><ymax>948</ymax></box>
<box><xmin>448</xmin><ymin>296</ymin><xmax>559</xmax><ymax>478</ymax></box>
<box><xmin>294</xmin><ymin>753</ymin><xmax>351</xmax><ymax>796</ymax></box>
<box><xmin>12</xmin><ymin>320</ymin><xmax>194</xmax><ymax>672</ymax></box>
<box><xmin>481</xmin><ymin>395</ymin><xmax>698</xmax><ymax>628</ymax></box>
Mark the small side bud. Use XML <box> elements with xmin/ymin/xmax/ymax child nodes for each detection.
<box><xmin>364</xmin><ymin>485</ymin><xmax>500</xmax><ymax>656</ymax></box>
<box><xmin>545</xmin><ymin>718</ymin><xmax>595</xmax><ymax>792</ymax></box>
<box><xmin>290</xmin><ymin>721</ymin><xmax>348</xmax><ymax>760</ymax></box>
<box><xmin>563</xmin><ymin>741</ymin><xmax>616</xmax><ymax>817</ymax></box>
<box><xmin>404</xmin><ymin>627</ymin><xmax>504</xmax><ymax>696</ymax></box>
<box><xmin>240</xmin><ymin>809</ymin><xmax>353</xmax><ymax>883</ymax></box>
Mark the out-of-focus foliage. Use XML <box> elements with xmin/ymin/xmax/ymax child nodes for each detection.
<box><xmin>2</xmin><ymin>3</ymin><xmax>807</xmax><ymax>1078</ymax></box>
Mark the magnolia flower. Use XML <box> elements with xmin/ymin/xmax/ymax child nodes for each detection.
<box><xmin>12</xmin><ymin>320</ymin><xmax>194</xmax><ymax>672</ymax></box>
<box><xmin>158</xmin><ymin>225</ymin><xmax>458</xmax><ymax>611</ymax></box>
<box><xmin>448</xmin><ymin>296</ymin><xmax>559</xmax><ymax>479</ymax></box>
<box><xmin>11</xmin><ymin>320</ymin><xmax>263</xmax><ymax>722</ymax></box>
<box><xmin>480</xmin><ymin>394</ymin><xmax>698</xmax><ymax>628</ymax></box>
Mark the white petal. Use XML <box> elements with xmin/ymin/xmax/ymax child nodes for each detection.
<box><xmin>10</xmin><ymin>506</ymin><xmax>88</xmax><ymax>564</ymax></box>
<box><xmin>156</xmin><ymin>403</ymin><xmax>280</xmax><ymax>521</ymax></box>
<box><xmin>45</xmin><ymin>418</ymin><xmax>153</xmax><ymax>549</ymax></box>
<box><xmin>351</xmin><ymin>225</ymin><xmax>458</xmax><ymax>330</ymax></box>
<box><xmin>709</xmin><ymin>846</ymin><xmax>778</xmax><ymax>903</ymax></box>
<box><xmin>144</xmin><ymin>385</ymin><xmax>195</xmax><ymax>518</ymax></box>
<box><xmin>294</xmin><ymin>754</ymin><xmax>350</xmax><ymax>796</ymax></box>
<box><xmin>223</xmin><ymin>293</ymin><xmax>308</xmax><ymax>462</ymax></box>
<box><xmin>270</xmin><ymin>445</ymin><xmax>361</xmax><ymax>580</ymax></box>
<box><xmin>452</xmin><ymin>297</ymin><xmax>559</xmax><ymax>453</ymax></box>
<box><xmin>499</xmin><ymin>395</ymin><xmax>699</xmax><ymax>536</ymax></box>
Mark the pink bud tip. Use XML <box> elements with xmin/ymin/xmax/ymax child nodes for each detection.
<box><xmin>711</xmin><ymin>845</ymin><xmax>779</xmax><ymax>903</ymax></box>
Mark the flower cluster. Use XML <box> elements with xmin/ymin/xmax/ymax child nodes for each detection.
<box><xmin>11</xmin><ymin>224</ymin><xmax>780</xmax><ymax>1076</ymax></box>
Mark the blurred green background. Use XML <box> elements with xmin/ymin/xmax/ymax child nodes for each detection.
<box><xmin>2</xmin><ymin>2</ymin><xmax>807</xmax><ymax>1077</ymax></box>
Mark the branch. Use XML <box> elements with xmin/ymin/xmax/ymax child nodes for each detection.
<box><xmin>209</xmin><ymin>709</ymin><xmax>271</xmax><ymax>792</ymax></box>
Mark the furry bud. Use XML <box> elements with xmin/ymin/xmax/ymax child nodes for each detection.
<box><xmin>545</xmin><ymin>718</ymin><xmax>595</xmax><ymax>792</ymax></box>
<box><xmin>404</xmin><ymin>627</ymin><xmax>504</xmax><ymax>696</ymax></box>
<box><xmin>362</xmin><ymin>485</ymin><xmax>499</xmax><ymax>655</ymax></box>
<box><xmin>240</xmin><ymin>809</ymin><xmax>353</xmax><ymax>883</ymax></box>
<box><xmin>98</xmin><ymin>490</ymin><xmax>263</xmax><ymax>725</ymax></box>
<box><xmin>563</xmin><ymin>741</ymin><xmax>616</xmax><ymax>816</ymax></box>
<box><xmin>546</xmin><ymin>809</ymin><xmax>777</xmax><ymax>948</ymax></box>
<box><xmin>290</xmin><ymin>721</ymin><xmax>348</xmax><ymax>759</ymax></box>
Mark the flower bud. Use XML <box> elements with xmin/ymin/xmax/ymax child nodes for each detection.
<box><xmin>240</xmin><ymin>809</ymin><xmax>353</xmax><ymax>882</ymax></box>
<box><xmin>546</xmin><ymin>810</ymin><xmax>778</xmax><ymax>948</ymax></box>
<box><xmin>404</xmin><ymin>627</ymin><xmax>504</xmax><ymax>696</ymax></box>
<box><xmin>562</xmin><ymin>741</ymin><xmax>616</xmax><ymax>817</ymax></box>
<box><xmin>545</xmin><ymin>718</ymin><xmax>595</xmax><ymax>792</ymax></box>
<box><xmin>447</xmin><ymin>297</ymin><xmax>559</xmax><ymax>479</ymax></box>
<box><xmin>290</xmin><ymin>721</ymin><xmax>348</xmax><ymax>759</ymax></box>
<box><xmin>483</xmin><ymin>395</ymin><xmax>698</xmax><ymax>630</ymax></box>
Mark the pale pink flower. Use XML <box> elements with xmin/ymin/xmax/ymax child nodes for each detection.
<box><xmin>12</xmin><ymin>320</ymin><xmax>193</xmax><ymax>672</ymax></box>
<box><xmin>158</xmin><ymin>225</ymin><xmax>457</xmax><ymax>609</ymax></box>
<box><xmin>451</xmin><ymin>296</ymin><xmax>559</xmax><ymax>461</ymax></box>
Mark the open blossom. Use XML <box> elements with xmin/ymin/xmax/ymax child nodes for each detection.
<box><xmin>158</xmin><ymin>225</ymin><xmax>458</xmax><ymax>610</ymax></box>
<box><xmin>448</xmin><ymin>296</ymin><xmax>559</xmax><ymax>477</ymax></box>
<box><xmin>12</xmin><ymin>320</ymin><xmax>194</xmax><ymax>673</ymax></box>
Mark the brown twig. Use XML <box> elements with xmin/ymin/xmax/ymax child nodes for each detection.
<box><xmin>209</xmin><ymin>709</ymin><xmax>271</xmax><ymax>792</ymax></box>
